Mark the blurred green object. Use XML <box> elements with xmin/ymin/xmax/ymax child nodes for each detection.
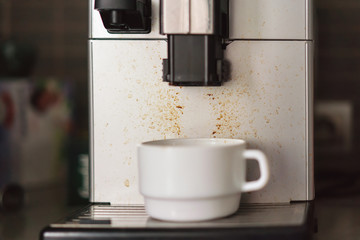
<box><xmin>67</xmin><ymin>137</ymin><xmax>90</xmax><ymax>205</ymax></box>
<box><xmin>0</xmin><ymin>40</ymin><xmax>37</xmax><ymax>77</ymax></box>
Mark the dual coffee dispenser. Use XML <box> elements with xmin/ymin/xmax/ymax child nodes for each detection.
<box><xmin>41</xmin><ymin>0</ymin><xmax>315</xmax><ymax>239</ymax></box>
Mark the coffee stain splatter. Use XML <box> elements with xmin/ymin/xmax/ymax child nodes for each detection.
<box><xmin>124</xmin><ymin>179</ymin><xmax>130</xmax><ymax>187</ymax></box>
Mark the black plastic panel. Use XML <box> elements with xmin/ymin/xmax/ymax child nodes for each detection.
<box><xmin>163</xmin><ymin>35</ymin><xmax>225</xmax><ymax>86</ymax></box>
<box><xmin>95</xmin><ymin>0</ymin><xmax>137</xmax><ymax>10</ymax></box>
<box><xmin>40</xmin><ymin>203</ymin><xmax>315</xmax><ymax>240</ymax></box>
<box><xmin>95</xmin><ymin>0</ymin><xmax>151</xmax><ymax>34</ymax></box>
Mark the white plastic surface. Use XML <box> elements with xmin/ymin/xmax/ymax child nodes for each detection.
<box><xmin>90</xmin><ymin>40</ymin><xmax>313</xmax><ymax>204</ymax></box>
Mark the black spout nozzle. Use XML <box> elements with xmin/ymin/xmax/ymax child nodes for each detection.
<box><xmin>163</xmin><ymin>35</ymin><xmax>227</xmax><ymax>86</ymax></box>
<box><xmin>95</xmin><ymin>0</ymin><xmax>151</xmax><ymax>34</ymax></box>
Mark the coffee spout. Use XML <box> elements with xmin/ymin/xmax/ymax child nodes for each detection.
<box><xmin>161</xmin><ymin>0</ymin><xmax>229</xmax><ymax>86</ymax></box>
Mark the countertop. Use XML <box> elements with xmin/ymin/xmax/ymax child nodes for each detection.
<box><xmin>0</xmin><ymin>185</ymin><xmax>82</xmax><ymax>240</ymax></box>
<box><xmin>314</xmin><ymin>195</ymin><xmax>360</xmax><ymax>240</ymax></box>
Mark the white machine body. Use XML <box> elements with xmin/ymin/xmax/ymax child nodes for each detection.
<box><xmin>89</xmin><ymin>0</ymin><xmax>314</xmax><ymax>204</ymax></box>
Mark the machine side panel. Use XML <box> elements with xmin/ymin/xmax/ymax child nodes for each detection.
<box><xmin>89</xmin><ymin>41</ymin><xmax>95</xmax><ymax>202</ymax></box>
<box><xmin>91</xmin><ymin>40</ymin><xmax>312</xmax><ymax>204</ymax></box>
<box><xmin>229</xmin><ymin>0</ymin><xmax>312</xmax><ymax>40</ymax></box>
<box><xmin>306</xmin><ymin>42</ymin><xmax>314</xmax><ymax>200</ymax></box>
<box><xmin>306</xmin><ymin>0</ymin><xmax>314</xmax><ymax>40</ymax></box>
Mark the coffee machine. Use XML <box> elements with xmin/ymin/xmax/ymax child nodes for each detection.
<box><xmin>41</xmin><ymin>0</ymin><xmax>315</xmax><ymax>239</ymax></box>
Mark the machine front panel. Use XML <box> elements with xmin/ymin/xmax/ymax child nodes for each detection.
<box><xmin>90</xmin><ymin>40</ymin><xmax>312</xmax><ymax>204</ymax></box>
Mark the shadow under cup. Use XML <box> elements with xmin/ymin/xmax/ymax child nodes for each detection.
<box><xmin>137</xmin><ymin>138</ymin><xmax>269</xmax><ymax>222</ymax></box>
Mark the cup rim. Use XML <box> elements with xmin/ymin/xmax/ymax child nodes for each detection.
<box><xmin>139</xmin><ymin>138</ymin><xmax>246</xmax><ymax>149</ymax></box>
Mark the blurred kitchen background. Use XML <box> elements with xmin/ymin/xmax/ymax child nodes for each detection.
<box><xmin>0</xmin><ymin>0</ymin><xmax>360</xmax><ymax>239</ymax></box>
<box><xmin>0</xmin><ymin>0</ymin><xmax>89</xmax><ymax>204</ymax></box>
<box><xmin>315</xmin><ymin>0</ymin><xmax>360</xmax><ymax>198</ymax></box>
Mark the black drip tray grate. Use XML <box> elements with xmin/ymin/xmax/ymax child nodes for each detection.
<box><xmin>51</xmin><ymin>203</ymin><xmax>309</xmax><ymax>229</ymax></box>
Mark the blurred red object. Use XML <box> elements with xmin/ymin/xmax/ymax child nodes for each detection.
<box><xmin>0</xmin><ymin>91</ymin><xmax>15</xmax><ymax>128</ymax></box>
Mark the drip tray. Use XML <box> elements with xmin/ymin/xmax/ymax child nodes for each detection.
<box><xmin>41</xmin><ymin>202</ymin><xmax>314</xmax><ymax>239</ymax></box>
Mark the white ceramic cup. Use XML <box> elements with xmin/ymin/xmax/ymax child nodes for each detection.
<box><xmin>137</xmin><ymin>138</ymin><xmax>269</xmax><ymax>222</ymax></box>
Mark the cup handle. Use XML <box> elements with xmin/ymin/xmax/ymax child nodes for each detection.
<box><xmin>241</xmin><ymin>150</ymin><xmax>270</xmax><ymax>192</ymax></box>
